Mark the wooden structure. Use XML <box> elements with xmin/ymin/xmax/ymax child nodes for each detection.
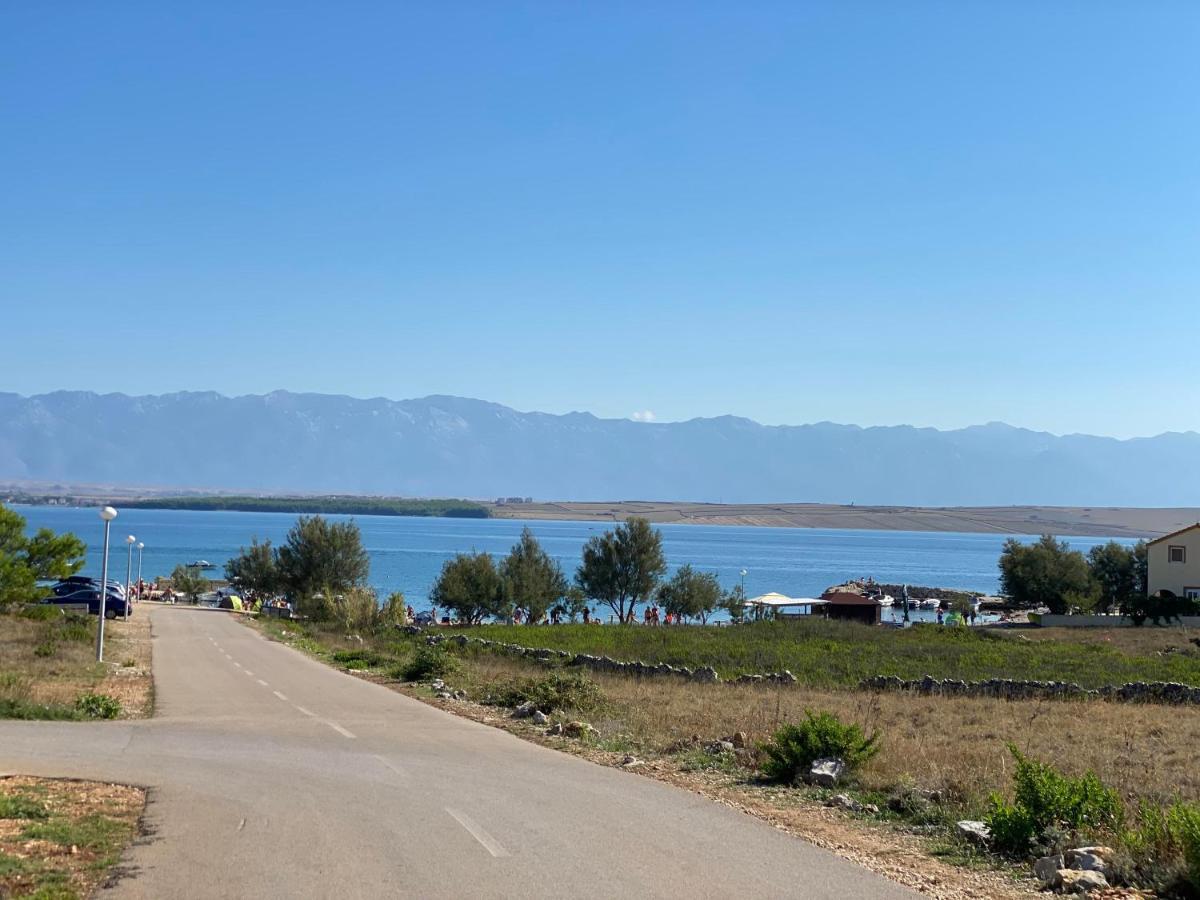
<box><xmin>820</xmin><ymin>583</ymin><xmax>883</xmax><ymax>625</ymax></box>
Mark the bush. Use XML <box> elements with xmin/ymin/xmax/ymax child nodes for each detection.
<box><xmin>332</xmin><ymin>648</ymin><xmax>390</xmax><ymax>668</ymax></box>
<box><xmin>33</xmin><ymin>641</ymin><xmax>57</xmax><ymax>658</ymax></box>
<box><xmin>759</xmin><ymin>710</ymin><xmax>880</xmax><ymax>784</ymax></box>
<box><xmin>986</xmin><ymin>745</ymin><xmax>1123</xmax><ymax>856</ymax></box>
<box><xmin>1169</xmin><ymin>802</ymin><xmax>1200</xmax><ymax>892</ymax></box>
<box><xmin>398</xmin><ymin>645</ymin><xmax>458</xmax><ymax>682</ymax></box>
<box><xmin>19</xmin><ymin>605</ymin><xmax>63</xmax><ymax>621</ymax></box>
<box><xmin>75</xmin><ymin>693</ymin><xmax>122</xmax><ymax>720</ymax></box>
<box><xmin>481</xmin><ymin>672</ymin><xmax>603</xmax><ymax>712</ymax></box>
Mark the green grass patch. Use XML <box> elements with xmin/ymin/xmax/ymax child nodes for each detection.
<box><xmin>468</xmin><ymin>620</ymin><xmax>1200</xmax><ymax>688</ymax></box>
<box><xmin>0</xmin><ymin>793</ymin><xmax>49</xmax><ymax>820</ymax></box>
<box><xmin>21</xmin><ymin>814</ymin><xmax>128</xmax><ymax>853</ymax></box>
<box><xmin>0</xmin><ymin>698</ymin><xmax>81</xmax><ymax>721</ymax></box>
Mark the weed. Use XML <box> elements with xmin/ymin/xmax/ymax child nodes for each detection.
<box><xmin>0</xmin><ymin>793</ymin><xmax>49</xmax><ymax>820</ymax></box>
<box><xmin>480</xmin><ymin>672</ymin><xmax>602</xmax><ymax>712</ymax></box>
<box><xmin>986</xmin><ymin>745</ymin><xmax>1123</xmax><ymax>856</ymax></box>
<box><xmin>399</xmin><ymin>645</ymin><xmax>458</xmax><ymax>682</ymax></box>
<box><xmin>759</xmin><ymin>710</ymin><xmax>880</xmax><ymax>784</ymax></box>
<box><xmin>19</xmin><ymin>605</ymin><xmax>63</xmax><ymax>622</ymax></box>
<box><xmin>75</xmin><ymin>693</ymin><xmax>122</xmax><ymax>719</ymax></box>
<box><xmin>332</xmin><ymin>649</ymin><xmax>391</xmax><ymax>668</ymax></box>
<box><xmin>33</xmin><ymin>641</ymin><xmax>57</xmax><ymax>658</ymax></box>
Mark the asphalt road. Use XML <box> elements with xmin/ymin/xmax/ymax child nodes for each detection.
<box><xmin>0</xmin><ymin>606</ymin><xmax>923</xmax><ymax>898</ymax></box>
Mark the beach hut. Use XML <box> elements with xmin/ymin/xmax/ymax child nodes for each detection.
<box><xmin>820</xmin><ymin>584</ymin><xmax>883</xmax><ymax>625</ymax></box>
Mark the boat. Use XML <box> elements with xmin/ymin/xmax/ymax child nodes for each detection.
<box><xmin>187</xmin><ymin>560</ymin><xmax>216</xmax><ymax>569</ymax></box>
<box><xmin>876</xmin><ymin>594</ymin><xmax>894</xmax><ymax>607</ymax></box>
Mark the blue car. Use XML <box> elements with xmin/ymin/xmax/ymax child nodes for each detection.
<box><xmin>41</xmin><ymin>589</ymin><xmax>130</xmax><ymax>619</ymax></box>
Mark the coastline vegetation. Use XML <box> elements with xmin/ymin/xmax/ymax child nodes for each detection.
<box><xmin>121</xmin><ymin>494</ymin><xmax>490</xmax><ymax>518</ymax></box>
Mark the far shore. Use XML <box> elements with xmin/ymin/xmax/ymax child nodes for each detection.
<box><xmin>490</xmin><ymin>500</ymin><xmax>1199</xmax><ymax>538</ymax></box>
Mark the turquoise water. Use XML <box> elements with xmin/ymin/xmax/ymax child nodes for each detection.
<box><xmin>13</xmin><ymin>505</ymin><xmax>1132</xmax><ymax>620</ymax></box>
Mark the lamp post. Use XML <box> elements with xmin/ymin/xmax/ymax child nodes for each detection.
<box><xmin>740</xmin><ymin>569</ymin><xmax>748</xmax><ymax>622</ymax></box>
<box><xmin>136</xmin><ymin>542</ymin><xmax>144</xmax><ymax>603</ymax></box>
<box><xmin>124</xmin><ymin>535</ymin><xmax>136</xmax><ymax>621</ymax></box>
<box><xmin>96</xmin><ymin>507</ymin><xmax>118</xmax><ymax>661</ymax></box>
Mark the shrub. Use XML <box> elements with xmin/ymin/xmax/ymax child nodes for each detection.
<box><xmin>986</xmin><ymin>745</ymin><xmax>1123</xmax><ymax>856</ymax></box>
<box><xmin>399</xmin><ymin>645</ymin><xmax>458</xmax><ymax>682</ymax></box>
<box><xmin>1169</xmin><ymin>802</ymin><xmax>1200</xmax><ymax>892</ymax></box>
<box><xmin>75</xmin><ymin>693</ymin><xmax>122</xmax><ymax>720</ymax></box>
<box><xmin>19</xmin><ymin>605</ymin><xmax>63</xmax><ymax>621</ymax></box>
<box><xmin>759</xmin><ymin>710</ymin><xmax>880</xmax><ymax>784</ymax></box>
<box><xmin>332</xmin><ymin>648</ymin><xmax>390</xmax><ymax>668</ymax></box>
<box><xmin>33</xmin><ymin>641</ymin><xmax>57</xmax><ymax>658</ymax></box>
<box><xmin>53</xmin><ymin>616</ymin><xmax>92</xmax><ymax>643</ymax></box>
<box><xmin>481</xmin><ymin>672</ymin><xmax>603</xmax><ymax>712</ymax></box>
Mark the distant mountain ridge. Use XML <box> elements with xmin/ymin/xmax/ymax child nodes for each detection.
<box><xmin>1</xmin><ymin>390</ymin><xmax>1197</xmax><ymax>506</ymax></box>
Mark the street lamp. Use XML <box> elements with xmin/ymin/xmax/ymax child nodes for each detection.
<box><xmin>124</xmin><ymin>535</ymin><xmax>136</xmax><ymax>621</ymax></box>
<box><xmin>136</xmin><ymin>542</ymin><xmax>144</xmax><ymax>603</ymax></box>
<box><xmin>96</xmin><ymin>507</ymin><xmax>118</xmax><ymax>661</ymax></box>
<box><xmin>739</xmin><ymin>569</ymin><xmax>748</xmax><ymax>622</ymax></box>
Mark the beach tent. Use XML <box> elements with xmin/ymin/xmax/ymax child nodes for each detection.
<box><xmin>743</xmin><ymin>593</ymin><xmax>829</xmax><ymax>618</ymax></box>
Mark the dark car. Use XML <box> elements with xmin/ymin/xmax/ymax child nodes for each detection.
<box><xmin>51</xmin><ymin>577</ymin><xmax>125</xmax><ymax>598</ymax></box>
<box><xmin>41</xmin><ymin>589</ymin><xmax>130</xmax><ymax>619</ymax></box>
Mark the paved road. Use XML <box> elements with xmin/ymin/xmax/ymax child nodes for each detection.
<box><xmin>1</xmin><ymin>606</ymin><xmax>922</xmax><ymax>898</ymax></box>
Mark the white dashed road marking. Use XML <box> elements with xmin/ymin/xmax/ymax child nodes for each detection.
<box><xmin>446</xmin><ymin>808</ymin><xmax>509</xmax><ymax>858</ymax></box>
<box><xmin>324</xmin><ymin>721</ymin><xmax>356</xmax><ymax>739</ymax></box>
<box><xmin>294</xmin><ymin>705</ymin><xmax>316</xmax><ymax>717</ymax></box>
<box><xmin>256</xmin><ymin>679</ymin><xmax>269</xmax><ymax>687</ymax></box>
<box><xmin>273</xmin><ymin>691</ymin><xmax>289</xmax><ymax>701</ymax></box>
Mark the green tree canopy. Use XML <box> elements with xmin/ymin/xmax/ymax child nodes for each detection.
<box><xmin>656</xmin><ymin>564</ymin><xmax>723</xmax><ymax>623</ymax></box>
<box><xmin>501</xmin><ymin>527</ymin><xmax>567</xmax><ymax>623</ymax></box>
<box><xmin>0</xmin><ymin>503</ymin><xmax>86</xmax><ymax>607</ymax></box>
<box><xmin>276</xmin><ymin>516</ymin><xmax>369</xmax><ymax>600</ymax></box>
<box><xmin>430</xmin><ymin>551</ymin><xmax>508</xmax><ymax>624</ymax></box>
<box><xmin>170</xmin><ymin>564</ymin><xmax>209</xmax><ymax>603</ymax></box>
<box><xmin>1086</xmin><ymin>541</ymin><xmax>1141</xmax><ymax>614</ymax></box>
<box><xmin>575</xmin><ymin>517</ymin><xmax>666</xmax><ymax>623</ymax></box>
<box><xmin>998</xmin><ymin>534</ymin><xmax>1093</xmax><ymax>615</ymax></box>
<box><xmin>719</xmin><ymin>583</ymin><xmax>747</xmax><ymax>623</ymax></box>
<box><xmin>224</xmin><ymin>537</ymin><xmax>280</xmax><ymax>597</ymax></box>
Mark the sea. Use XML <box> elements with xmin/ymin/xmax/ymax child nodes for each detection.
<box><xmin>13</xmin><ymin>505</ymin><xmax>1135</xmax><ymax>624</ymax></box>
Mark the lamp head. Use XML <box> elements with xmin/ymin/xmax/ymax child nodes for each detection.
<box><xmin>99</xmin><ymin>506</ymin><xmax>118</xmax><ymax>522</ymax></box>
<box><xmin>126</xmin><ymin>535</ymin><xmax>137</xmax><ymax>544</ymax></box>
<box><xmin>137</xmin><ymin>542</ymin><xmax>145</xmax><ymax>550</ymax></box>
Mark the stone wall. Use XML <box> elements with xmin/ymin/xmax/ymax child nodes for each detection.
<box><xmin>423</xmin><ymin>632</ymin><xmax>1200</xmax><ymax>706</ymax></box>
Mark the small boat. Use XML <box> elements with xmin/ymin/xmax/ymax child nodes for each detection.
<box><xmin>187</xmin><ymin>560</ymin><xmax>216</xmax><ymax>569</ymax></box>
<box><xmin>877</xmin><ymin>594</ymin><xmax>894</xmax><ymax>607</ymax></box>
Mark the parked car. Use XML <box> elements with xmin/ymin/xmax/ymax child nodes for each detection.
<box><xmin>41</xmin><ymin>589</ymin><xmax>130</xmax><ymax>619</ymax></box>
<box><xmin>51</xmin><ymin>576</ymin><xmax>125</xmax><ymax>597</ymax></box>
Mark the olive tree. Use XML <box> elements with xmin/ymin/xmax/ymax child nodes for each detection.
<box><xmin>0</xmin><ymin>503</ymin><xmax>86</xmax><ymax>607</ymax></box>
<box><xmin>430</xmin><ymin>551</ymin><xmax>508</xmax><ymax>624</ymax></box>
<box><xmin>224</xmin><ymin>537</ymin><xmax>280</xmax><ymax>597</ymax></box>
<box><xmin>276</xmin><ymin>516</ymin><xmax>369</xmax><ymax>602</ymax></box>
<box><xmin>170</xmin><ymin>564</ymin><xmax>209</xmax><ymax>604</ymax></box>
<box><xmin>575</xmin><ymin>517</ymin><xmax>666</xmax><ymax>623</ymax></box>
<box><xmin>656</xmin><ymin>565</ymin><xmax>722</xmax><ymax>623</ymax></box>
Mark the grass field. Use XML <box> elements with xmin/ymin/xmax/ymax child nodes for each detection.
<box><xmin>467</xmin><ymin>620</ymin><xmax>1200</xmax><ymax>688</ymax></box>
<box><xmin>0</xmin><ymin>608</ymin><xmax>152</xmax><ymax>720</ymax></box>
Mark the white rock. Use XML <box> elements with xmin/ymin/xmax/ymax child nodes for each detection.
<box><xmin>806</xmin><ymin>758</ymin><xmax>846</xmax><ymax>787</ymax></box>
<box><xmin>531</xmin><ymin>710</ymin><xmax>549</xmax><ymax>725</ymax></box>
<box><xmin>1033</xmin><ymin>854</ymin><xmax>1064</xmax><ymax>888</ymax></box>
<box><xmin>956</xmin><ymin>820</ymin><xmax>991</xmax><ymax>845</ymax></box>
<box><xmin>512</xmin><ymin>701</ymin><xmax>536</xmax><ymax>719</ymax></box>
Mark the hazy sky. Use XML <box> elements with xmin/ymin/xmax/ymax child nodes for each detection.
<box><xmin>2</xmin><ymin>2</ymin><xmax>1197</xmax><ymax>438</ymax></box>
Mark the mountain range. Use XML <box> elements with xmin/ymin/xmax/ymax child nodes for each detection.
<box><xmin>1</xmin><ymin>390</ymin><xmax>1197</xmax><ymax>506</ymax></box>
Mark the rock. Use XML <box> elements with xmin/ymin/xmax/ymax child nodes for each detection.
<box><xmin>806</xmin><ymin>758</ymin><xmax>846</xmax><ymax>787</ymax></box>
<box><xmin>730</xmin><ymin>731</ymin><xmax>748</xmax><ymax>749</ymax></box>
<box><xmin>349</xmin><ymin>634</ymin><xmax>363</xmax><ymax>644</ymax></box>
<box><xmin>1065</xmin><ymin>847</ymin><xmax>1114</xmax><ymax>872</ymax></box>
<box><xmin>621</xmin><ymin>755</ymin><xmax>642</xmax><ymax>768</ymax></box>
<box><xmin>430</xmin><ymin>679</ymin><xmax>446</xmax><ymax>692</ymax></box>
<box><xmin>512</xmin><ymin>701</ymin><xmax>537</xmax><ymax>719</ymax></box>
<box><xmin>435</xmin><ymin>691</ymin><xmax>452</xmax><ymax>699</ymax></box>
<box><xmin>956</xmin><ymin>820</ymin><xmax>991</xmax><ymax>846</ymax></box>
<box><xmin>1057</xmin><ymin>869</ymin><xmax>1108</xmax><ymax>894</ymax></box>
<box><xmin>692</xmin><ymin>666</ymin><xmax>720</xmax><ymax>683</ymax></box>
<box><xmin>547</xmin><ymin>723</ymin><xmax>564</xmax><ymax>736</ymax></box>
<box><xmin>453</xmin><ymin>690</ymin><xmax>467</xmax><ymax>700</ymax></box>
<box><xmin>827</xmin><ymin>794</ymin><xmax>862</xmax><ymax>812</ymax></box>
<box><xmin>531</xmin><ymin>710</ymin><xmax>549</xmax><ymax>725</ymax></box>
<box><xmin>706</xmin><ymin>740</ymin><xmax>736</xmax><ymax>755</ymax></box>
<box><xmin>1033</xmin><ymin>854</ymin><xmax>1064</xmax><ymax>888</ymax></box>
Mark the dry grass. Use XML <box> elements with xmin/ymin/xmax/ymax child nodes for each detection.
<box><xmin>463</xmin><ymin>653</ymin><xmax>1200</xmax><ymax>810</ymax></box>
<box><xmin>0</xmin><ymin>775</ymin><xmax>144</xmax><ymax>898</ymax></box>
<box><xmin>1016</xmin><ymin>624</ymin><xmax>1200</xmax><ymax>656</ymax></box>
<box><xmin>0</xmin><ymin>611</ymin><xmax>152</xmax><ymax>719</ymax></box>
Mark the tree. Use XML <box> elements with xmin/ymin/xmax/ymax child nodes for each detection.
<box><xmin>0</xmin><ymin>503</ymin><xmax>86</xmax><ymax>607</ymax></box>
<box><xmin>501</xmin><ymin>527</ymin><xmax>567</xmax><ymax>624</ymax></box>
<box><xmin>224</xmin><ymin>537</ymin><xmax>280</xmax><ymax>597</ymax></box>
<box><xmin>656</xmin><ymin>565</ymin><xmax>723</xmax><ymax>623</ymax></box>
<box><xmin>1086</xmin><ymin>541</ymin><xmax>1139</xmax><ymax>614</ymax></box>
<box><xmin>429</xmin><ymin>552</ymin><xmax>508</xmax><ymax>624</ymax></box>
<box><xmin>170</xmin><ymin>564</ymin><xmax>209</xmax><ymax>604</ymax></box>
<box><xmin>720</xmin><ymin>583</ymin><xmax>748</xmax><ymax>623</ymax></box>
<box><xmin>575</xmin><ymin>517</ymin><xmax>666</xmax><ymax>623</ymax></box>
<box><xmin>998</xmin><ymin>535</ymin><xmax>1094</xmax><ymax>615</ymax></box>
<box><xmin>276</xmin><ymin>516</ymin><xmax>369</xmax><ymax>601</ymax></box>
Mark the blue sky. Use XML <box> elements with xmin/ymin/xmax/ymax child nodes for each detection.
<box><xmin>2</xmin><ymin>2</ymin><xmax>1197</xmax><ymax>438</ymax></box>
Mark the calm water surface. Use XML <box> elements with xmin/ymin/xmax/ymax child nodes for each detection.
<box><xmin>15</xmin><ymin>506</ymin><xmax>1132</xmax><ymax>621</ymax></box>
